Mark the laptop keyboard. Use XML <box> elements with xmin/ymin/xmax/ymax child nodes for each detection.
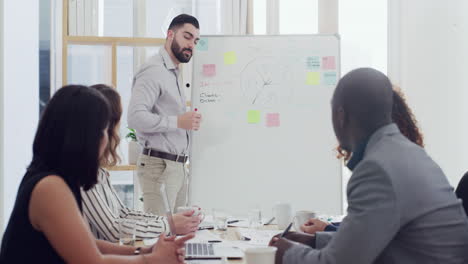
<box><xmin>186</xmin><ymin>243</ymin><xmax>215</xmax><ymax>256</ymax></box>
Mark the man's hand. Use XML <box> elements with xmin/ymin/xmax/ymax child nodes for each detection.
<box><xmin>301</xmin><ymin>218</ymin><xmax>329</xmax><ymax>235</ymax></box>
<box><xmin>269</xmin><ymin>231</ymin><xmax>316</xmax><ymax>248</ymax></box>
<box><xmin>269</xmin><ymin>237</ymin><xmax>295</xmax><ymax>264</ymax></box>
<box><xmin>177</xmin><ymin>111</ymin><xmax>201</xmax><ymax>130</ymax></box>
<box><xmin>173</xmin><ymin>210</ymin><xmax>202</xmax><ymax>235</ymax></box>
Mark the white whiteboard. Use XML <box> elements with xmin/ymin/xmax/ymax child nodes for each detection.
<box><xmin>189</xmin><ymin>35</ymin><xmax>342</xmax><ymax>217</ymax></box>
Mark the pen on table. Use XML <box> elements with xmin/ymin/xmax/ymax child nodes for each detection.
<box><xmin>281</xmin><ymin>222</ymin><xmax>293</xmax><ymax>237</ymax></box>
<box><xmin>208</xmin><ymin>240</ymin><xmax>222</xmax><ymax>243</ymax></box>
<box><xmin>264</xmin><ymin>217</ymin><xmax>275</xmax><ymax>225</ymax></box>
<box><xmin>227</xmin><ymin>220</ymin><xmax>240</xmax><ymax>224</ymax></box>
<box><xmin>198</xmin><ymin>226</ymin><xmax>214</xmax><ymax>230</ymax></box>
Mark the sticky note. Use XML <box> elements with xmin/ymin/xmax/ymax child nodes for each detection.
<box><xmin>224</xmin><ymin>51</ymin><xmax>237</xmax><ymax>65</ymax></box>
<box><xmin>247</xmin><ymin>110</ymin><xmax>261</xmax><ymax>124</ymax></box>
<box><xmin>324</xmin><ymin>72</ymin><xmax>337</xmax><ymax>86</ymax></box>
<box><xmin>306</xmin><ymin>72</ymin><xmax>320</xmax><ymax>85</ymax></box>
<box><xmin>266</xmin><ymin>113</ymin><xmax>280</xmax><ymax>127</ymax></box>
<box><xmin>196</xmin><ymin>38</ymin><xmax>208</xmax><ymax>51</ymax></box>
<box><xmin>203</xmin><ymin>64</ymin><xmax>216</xmax><ymax>77</ymax></box>
<box><xmin>322</xmin><ymin>56</ymin><xmax>336</xmax><ymax>70</ymax></box>
<box><xmin>306</xmin><ymin>56</ymin><xmax>320</xmax><ymax>70</ymax></box>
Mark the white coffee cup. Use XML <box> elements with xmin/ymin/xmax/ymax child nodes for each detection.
<box><xmin>274</xmin><ymin>202</ymin><xmax>292</xmax><ymax>229</ymax></box>
<box><xmin>245</xmin><ymin>247</ymin><xmax>277</xmax><ymax>264</ymax></box>
<box><xmin>293</xmin><ymin>210</ymin><xmax>316</xmax><ymax>232</ymax></box>
<box><xmin>176</xmin><ymin>206</ymin><xmax>204</xmax><ymax>219</ymax></box>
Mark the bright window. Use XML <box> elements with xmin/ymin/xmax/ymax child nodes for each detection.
<box><xmin>339</xmin><ymin>0</ymin><xmax>388</xmax><ymax>75</ymax></box>
<box><xmin>339</xmin><ymin>0</ymin><xmax>387</xmax><ymax>210</ymax></box>
<box><xmin>253</xmin><ymin>0</ymin><xmax>266</xmax><ymax>34</ymax></box>
<box><xmin>279</xmin><ymin>0</ymin><xmax>318</xmax><ymax>34</ymax></box>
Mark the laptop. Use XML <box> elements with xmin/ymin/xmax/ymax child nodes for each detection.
<box><xmin>160</xmin><ymin>184</ymin><xmax>244</xmax><ymax>260</ymax></box>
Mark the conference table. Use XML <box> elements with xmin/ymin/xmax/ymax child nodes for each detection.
<box><xmin>136</xmin><ymin>225</ymin><xmax>282</xmax><ymax>264</ymax></box>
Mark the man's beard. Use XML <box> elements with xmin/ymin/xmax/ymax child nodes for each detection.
<box><xmin>171</xmin><ymin>39</ymin><xmax>192</xmax><ymax>63</ymax></box>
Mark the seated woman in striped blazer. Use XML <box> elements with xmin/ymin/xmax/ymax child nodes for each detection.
<box><xmin>81</xmin><ymin>84</ymin><xmax>201</xmax><ymax>242</ymax></box>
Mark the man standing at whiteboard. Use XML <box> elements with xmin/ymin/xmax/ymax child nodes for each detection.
<box><xmin>128</xmin><ymin>14</ymin><xmax>202</xmax><ymax>214</ymax></box>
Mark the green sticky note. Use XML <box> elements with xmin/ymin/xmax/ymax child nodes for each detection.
<box><xmin>306</xmin><ymin>72</ymin><xmax>320</xmax><ymax>85</ymax></box>
<box><xmin>247</xmin><ymin>110</ymin><xmax>261</xmax><ymax>124</ymax></box>
<box><xmin>306</xmin><ymin>56</ymin><xmax>320</xmax><ymax>70</ymax></box>
<box><xmin>324</xmin><ymin>72</ymin><xmax>337</xmax><ymax>86</ymax></box>
<box><xmin>196</xmin><ymin>38</ymin><xmax>208</xmax><ymax>51</ymax></box>
<box><xmin>224</xmin><ymin>51</ymin><xmax>237</xmax><ymax>65</ymax></box>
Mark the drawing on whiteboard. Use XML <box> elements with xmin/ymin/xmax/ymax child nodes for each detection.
<box><xmin>240</xmin><ymin>57</ymin><xmax>295</xmax><ymax>106</ymax></box>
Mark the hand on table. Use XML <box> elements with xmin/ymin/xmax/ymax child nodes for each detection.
<box><xmin>301</xmin><ymin>218</ymin><xmax>329</xmax><ymax>235</ymax></box>
<box><xmin>148</xmin><ymin>233</ymin><xmax>194</xmax><ymax>264</ymax></box>
<box><xmin>269</xmin><ymin>231</ymin><xmax>316</xmax><ymax>248</ymax></box>
<box><xmin>269</xmin><ymin>236</ymin><xmax>295</xmax><ymax>264</ymax></box>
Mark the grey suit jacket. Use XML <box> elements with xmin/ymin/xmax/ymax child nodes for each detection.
<box><xmin>284</xmin><ymin>124</ymin><xmax>468</xmax><ymax>264</ymax></box>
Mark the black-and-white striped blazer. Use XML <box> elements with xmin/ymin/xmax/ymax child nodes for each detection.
<box><xmin>81</xmin><ymin>169</ymin><xmax>168</xmax><ymax>242</ymax></box>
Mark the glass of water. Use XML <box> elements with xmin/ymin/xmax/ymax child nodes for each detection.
<box><xmin>248</xmin><ymin>208</ymin><xmax>262</xmax><ymax>229</ymax></box>
<box><xmin>212</xmin><ymin>209</ymin><xmax>228</xmax><ymax>231</ymax></box>
<box><xmin>118</xmin><ymin>219</ymin><xmax>136</xmax><ymax>246</ymax></box>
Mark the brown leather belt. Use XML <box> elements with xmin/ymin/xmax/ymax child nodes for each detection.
<box><xmin>142</xmin><ymin>148</ymin><xmax>188</xmax><ymax>163</ymax></box>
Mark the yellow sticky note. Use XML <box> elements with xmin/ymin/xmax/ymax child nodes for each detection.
<box><xmin>306</xmin><ymin>72</ymin><xmax>320</xmax><ymax>85</ymax></box>
<box><xmin>224</xmin><ymin>51</ymin><xmax>237</xmax><ymax>65</ymax></box>
<box><xmin>247</xmin><ymin>110</ymin><xmax>261</xmax><ymax>124</ymax></box>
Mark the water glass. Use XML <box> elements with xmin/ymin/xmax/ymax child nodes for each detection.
<box><xmin>248</xmin><ymin>209</ymin><xmax>262</xmax><ymax>228</ymax></box>
<box><xmin>212</xmin><ymin>209</ymin><xmax>228</xmax><ymax>231</ymax></box>
<box><xmin>118</xmin><ymin>219</ymin><xmax>136</xmax><ymax>246</ymax></box>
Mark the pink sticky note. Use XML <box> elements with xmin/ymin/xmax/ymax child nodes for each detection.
<box><xmin>322</xmin><ymin>56</ymin><xmax>336</xmax><ymax>70</ymax></box>
<box><xmin>266</xmin><ymin>113</ymin><xmax>280</xmax><ymax>127</ymax></box>
<box><xmin>203</xmin><ymin>64</ymin><xmax>216</xmax><ymax>77</ymax></box>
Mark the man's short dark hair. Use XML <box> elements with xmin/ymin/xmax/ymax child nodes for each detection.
<box><xmin>168</xmin><ymin>14</ymin><xmax>199</xmax><ymax>30</ymax></box>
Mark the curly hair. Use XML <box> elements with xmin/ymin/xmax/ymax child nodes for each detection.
<box><xmin>90</xmin><ymin>84</ymin><xmax>122</xmax><ymax>167</ymax></box>
<box><xmin>336</xmin><ymin>87</ymin><xmax>424</xmax><ymax>161</ymax></box>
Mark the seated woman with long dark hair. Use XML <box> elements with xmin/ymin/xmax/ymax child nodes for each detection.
<box><xmin>0</xmin><ymin>85</ymin><xmax>192</xmax><ymax>264</ymax></box>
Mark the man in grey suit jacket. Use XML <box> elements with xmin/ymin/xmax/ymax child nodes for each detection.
<box><xmin>271</xmin><ymin>68</ymin><xmax>468</xmax><ymax>264</ymax></box>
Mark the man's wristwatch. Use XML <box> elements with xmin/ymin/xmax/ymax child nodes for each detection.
<box><xmin>133</xmin><ymin>247</ymin><xmax>142</xmax><ymax>255</ymax></box>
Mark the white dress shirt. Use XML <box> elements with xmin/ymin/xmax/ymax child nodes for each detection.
<box><xmin>127</xmin><ymin>48</ymin><xmax>189</xmax><ymax>155</ymax></box>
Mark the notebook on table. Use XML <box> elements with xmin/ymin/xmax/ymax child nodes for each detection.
<box><xmin>160</xmin><ymin>184</ymin><xmax>244</xmax><ymax>260</ymax></box>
